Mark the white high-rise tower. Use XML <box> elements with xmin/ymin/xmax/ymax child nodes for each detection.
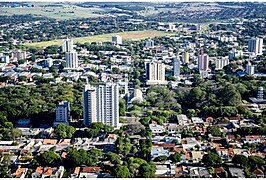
<box><xmin>83</xmin><ymin>83</ymin><xmax>120</xmax><ymax>128</ymax></box>
<box><xmin>65</xmin><ymin>51</ymin><xmax>78</xmax><ymax>69</ymax></box>
<box><xmin>248</xmin><ymin>38</ymin><xmax>263</xmax><ymax>55</ymax></box>
<box><xmin>62</xmin><ymin>37</ymin><xmax>74</xmax><ymax>52</ymax></box>
<box><xmin>173</xmin><ymin>58</ymin><xmax>181</xmax><ymax>77</ymax></box>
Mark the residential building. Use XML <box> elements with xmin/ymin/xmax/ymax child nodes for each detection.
<box><xmin>83</xmin><ymin>83</ymin><xmax>120</xmax><ymax>128</ymax></box>
<box><xmin>257</xmin><ymin>86</ymin><xmax>264</xmax><ymax>100</ymax></box>
<box><xmin>145</xmin><ymin>39</ymin><xmax>155</xmax><ymax>48</ymax></box>
<box><xmin>228</xmin><ymin>49</ymin><xmax>243</xmax><ymax>60</ymax></box>
<box><xmin>145</xmin><ymin>60</ymin><xmax>167</xmax><ymax>85</ymax></box>
<box><xmin>182</xmin><ymin>51</ymin><xmax>189</xmax><ymax>64</ymax></box>
<box><xmin>11</xmin><ymin>50</ymin><xmax>27</xmax><ymax>61</ymax></box>
<box><xmin>54</xmin><ymin>101</ymin><xmax>70</xmax><ymax>126</ymax></box>
<box><xmin>198</xmin><ymin>50</ymin><xmax>209</xmax><ymax>71</ymax></box>
<box><xmin>112</xmin><ymin>35</ymin><xmax>122</xmax><ymax>45</ymax></box>
<box><xmin>62</xmin><ymin>37</ymin><xmax>74</xmax><ymax>52</ymax></box>
<box><xmin>0</xmin><ymin>55</ymin><xmax>9</xmax><ymax>64</ymax></box>
<box><xmin>214</xmin><ymin>57</ymin><xmax>229</xmax><ymax>70</ymax></box>
<box><xmin>65</xmin><ymin>51</ymin><xmax>78</xmax><ymax>69</ymax></box>
<box><xmin>246</xmin><ymin>61</ymin><xmax>255</xmax><ymax>75</ymax></box>
<box><xmin>173</xmin><ymin>58</ymin><xmax>181</xmax><ymax>77</ymax></box>
<box><xmin>248</xmin><ymin>37</ymin><xmax>263</xmax><ymax>55</ymax></box>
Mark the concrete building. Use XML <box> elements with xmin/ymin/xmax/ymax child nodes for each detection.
<box><xmin>11</xmin><ymin>50</ymin><xmax>27</xmax><ymax>61</ymax></box>
<box><xmin>54</xmin><ymin>101</ymin><xmax>70</xmax><ymax>126</ymax></box>
<box><xmin>182</xmin><ymin>51</ymin><xmax>189</xmax><ymax>64</ymax></box>
<box><xmin>65</xmin><ymin>51</ymin><xmax>78</xmax><ymax>69</ymax></box>
<box><xmin>62</xmin><ymin>37</ymin><xmax>74</xmax><ymax>52</ymax></box>
<box><xmin>173</xmin><ymin>57</ymin><xmax>181</xmax><ymax>76</ymax></box>
<box><xmin>228</xmin><ymin>49</ymin><xmax>243</xmax><ymax>60</ymax></box>
<box><xmin>257</xmin><ymin>86</ymin><xmax>264</xmax><ymax>100</ymax></box>
<box><xmin>214</xmin><ymin>57</ymin><xmax>229</xmax><ymax>70</ymax></box>
<box><xmin>83</xmin><ymin>83</ymin><xmax>120</xmax><ymax>128</ymax></box>
<box><xmin>145</xmin><ymin>39</ymin><xmax>155</xmax><ymax>48</ymax></box>
<box><xmin>112</xmin><ymin>35</ymin><xmax>122</xmax><ymax>45</ymax></box>
<box><xmin>145</xmin><ymin>60</ymin><xmax>167</xmax><ymax>85</ymax></box>
<box><xmin>0</xmin><ymin>55</ymin><xmax>10</xmax><ymax>64</ymax></box>
<box><xmin>198</xmin><ymin>50</ymin><xmax>209</xmax><ymax>71</ymax></box>
<box><xmin>246</xmin><ymin>61</ymin><xmax>255</xmax><ymax>75</ymax></box>
<box><xmin>129</xmin><ymin>88</ymin><xmax>143</xmax><ymax>103</ymax></box>
<box><xmin>248</xmin><ymin>37</ymin><xmax>263</xmax><ymax>55</ymax></box>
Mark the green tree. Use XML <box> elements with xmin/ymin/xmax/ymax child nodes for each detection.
<box><xmin>54</xmin><ymin>124</ymin><xmax>76</xmax><ymax>139</ymax></box>
<box><xmin>114</xmin><ymin>165</ymin><xmax>131</xmax><ymax>178</ymax></box>
<box><xmin>232</xmin><ymin>155</ymin><xmax>249</xmax><ymax>167</ymax></box>
<box><xmin>202</xmin><ymin>152</ymin><xmax>222</xmax><ymax>166</ymax></box>
<box><xmin>37</xmin><ymin>151</ymin><xmax>61</xmax><ymax>167</ymax></box>
<box><xmin>170</xmin><ymin>152</ymin><xmax>182</xmax><ymax>163</ymax></box>
<box><xmin>139</xmin><ymin>162</ymin><xmax>156</xmax><ymax>178</ymax></box>
<box><xmin>0</xmin><ymin>155</ymin><xmax>11</xmax><ymax>178</ymax></box>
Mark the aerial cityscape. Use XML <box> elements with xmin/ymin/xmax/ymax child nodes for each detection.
<box><xmin>0</xmin><ymin>1</ymin><xmax>266</xmax><ymax>178</ymax></box>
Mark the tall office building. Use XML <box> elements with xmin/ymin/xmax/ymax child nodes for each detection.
<box><xmin>62</xmin><ymin>37</ymin><xmax>74</xmax><ymax>52</ymax></box>
<box><xmin>112</xmin><ymin>35</ymin><xmax>122</xmax><ymax>45</ymax></box>
<box><xmin>65</xmin><ymin>51</ymin><xmax>78</xmax><ymax>69</ymax></box>
<box><xmin>53</xmin><ymin>101</ymin><xmax>70</xmax><ymax>126</ymax></box>
<box><xmin>83</xmin><ymin>83</ymin><xmax>120</xmax><ymax>128</ymax></box>
<box><xmin>145</xmin><ymin>60</ymin><xmax>166</xmax><ymax>85</ymax></box>
<box><xmin>173</xmin><ymin>58</ymin><xmax>181</xmax><ymax>77</ymax></box>
<box><xmin>248</xmin><ymin>38</ymin><xmax>263</xmax><ymax>55</ymax></box>
<box><xmin>198</xmin><ymin>49</ymin><xmax>209</xmax><ymax>71</ymax></box>
<box><xmin>246</xmin><ymin>61</ymin><xmax>255</xmax><ymax>75</ymax></box>
<box><xmin>182</xmin><ymin>51</ymin><xmax>189</xmax><ymax>64</ymax></box>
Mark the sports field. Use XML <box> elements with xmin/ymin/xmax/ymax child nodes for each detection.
<box><xmin>24</xmin><ymin>30</ymin><xmax>175</xmax><ymax>48</ymax></box>
<box><xmin>0</xmin><ymin>5</ymin><xmax>106</xmax><ymax>20</ymax></box>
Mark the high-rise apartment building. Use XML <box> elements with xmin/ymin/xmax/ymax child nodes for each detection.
<box><xmin>173</xmin><ymin>58</ymin><xmax>181</xmax><ymax>77</ymax></box>
<box><xmin>246</xmin><ymin>61</ymin><xmax>255</xmax><ymax>75</ymax></box>
<box><xmin>248</xmin><ymin>38</ymin><xmax>263</xmax><ymax>55</ymax></box>
<box><xmin>182</xmin><ymin>51</ymin><xmax>189</xmax><ymax>64</ymax></box>
<box><xmin>145</xmin><ymin>60</ymin><xmax>166</xmax><ymax>85</ymax></box>
<box><xmin>215</xmin><ymin>57</ymin><xmax>229</xmax><ymax>70</ymax></box>
<box><xmin>62</xmin><ymin>37</ymin><xmax>74</xmax><ymax>52</ymax></box>
<box><xmin>145</xmin><ymin>39</ymin><xmax>155</xmax><ymax>48</ymax></box>
<box><xmin>83</xmin><ymin>83</ymin><xmax>120</xmax><ymax>128</ymax></box>
<box><xmin>198</xmin><ymin>49</ymin><xmax>209</xmax><ymax>71</ymax></box>
<box><xmin>53</xmin><ymin>101</ymin><xmax>70</xmax><ymax>126</ymax></box>
<box><xmin>257</xmin><ymin>87</ymin><xmax>264</xmax><ymax>100</ymax></box>
<box><xmin>112</xmin><ymin>35</ymin><xmax>122</xmax><ymax>45</ymax></box>
<box><xmin>65</xmin><ymin>51</ymin><xmax>78</xmax><ymax>69</ymax></box>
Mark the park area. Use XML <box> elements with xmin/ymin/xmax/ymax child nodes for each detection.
<box><xmin>24</xmin><ymin>30</ymin><xmax>175</xmax><ymax>48</ymax></box>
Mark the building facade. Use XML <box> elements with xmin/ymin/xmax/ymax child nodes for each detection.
<box><xmin>173</xmin><ymin>58</ymin><xmax>181</xmax><ymax>76</ymax></box>
<box><xmin>198</xmin><ymin>53</ymin><xmax>209</xmax><ymax>71</ymax></box>
<box><xmin>248</xmin><ymin>38</ymin><xmax>263</xmax><ymax>55</ymax></box>
<box><xmin>215</xmin><ymin>57</ymin><xmax>229</xmax><ymax>70</ymax></box>
<box><xmin>145</xmin><ymin>60</ymin><xmax>167</xmax><ymax>85</ymax></box>
<box><xmin>62</xmin><ymin>37</ymin><xmax>74</xmax><ymax>52</ymax></box>
<box><xmin>65</xmin><ymin>51</ymin><xmax>78</xmax><ymax>69</ymax></box>
<box><xmin>83</xmin><ymin>83</ymin><xmax>120</xmax><ymax>128</ymax></box>
<box><xmin>54</xmin><ymin>101</ymin><xmax>70</xmax><ymax>126</ymax></box>
<box><xmin>112</xmin><ymin>35</ymin><xmax>122</xmax><ymax>45</ymax></box>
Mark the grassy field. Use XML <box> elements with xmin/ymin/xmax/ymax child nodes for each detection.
<box><xmin>24</xmin><ymin>30</ymin><xmax>175</xmax><ymax>48</ymax></box>
<box><xmin>0</xmin><ymin>5</ymin><xmax>106</xmax><ymax>20</ymax></box>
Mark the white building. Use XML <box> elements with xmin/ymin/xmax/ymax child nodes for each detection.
<box><xmin>228</xmin><ymin>49</ymin><xmax>243</xmax><ymax>60</ymax></box>
<box><xmin>65</xmin><ymin>51</ymin><xmax>78</xmax><ymax>69</ymax></box>
<box><xmin>145</xmin><ymin>60</ymin><xmax>167</xmax><ymax>85</ymax></box>
<box><xmin>246</xmin><ymin>61</ymin><xmax>255</xmax><ymax>75</ymax></box>
<box><xmin>145</xmin><ymin>39</ymin><xmax>155</xmax><ymax>48</ymax></box>
<box><xmin>83</xmin><ymin>83</ymin><xmax>120</xmax><ymax>128</ymax></box>
<box><xmin>248</xmin><ymin>37</ymin><xmax>263</xmax><ymax>55</ymax></box>
<box><xmin>62</xmin><ymin>37</ymin><xmax>74</xmax><ymax>52</ymax></box>
<box><xmin>214</xmin><ymin>57</ymin><xmax>229</xmax><ymax>70</ymax></box>
<box><xmin>0</xmin><ymin>55</ymin><xmax>10</xmax><ymax>64</ymax></box>
<box><xmin>112</xmin><ymin>35</ymin><xmax>122</xmax><ymax>45</ymax></box>
<box><xmin>257</xmin><ymin>87</ymin><xmax>264</xmax><ymax>100</ymax></box>
<box><xmin>173</xmin><ymin>57</ymin><xmax>181</xmax><ymax>76</ymax></box>
<box><xmin>54</xmin><ymin>101</ymin><xmax>70</xmax><ymax>126</ymax></box>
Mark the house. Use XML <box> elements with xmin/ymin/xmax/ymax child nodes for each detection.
<box><xmin>32</xmin><ymin>166</ymin><xmax>64</xmax><ymax>178</ymax></box>
<box><xmin>11</xmin><ymin>166</ymin><xmax>28</xmax><ymax>178</ymax></box>
<box><xmin>176</xmin><ymin>114</ymin><xmax>190</xmax><ymax>126</ymax></box>
<box><xmin>182</xmin><ymin>138</ymin><xmax>200</xmax><ymax>150</ymax></box>
<box><xmin>191</xmin><ymin>151</ymin><xmax>204</xmax><ymax>163</ymax></box>
<box><xmin>70</xmin><ymin>167</ymin><xmax>80</xmax><ymax>178</ymax></box>
<box><xmin>189</xmin><ymin>167</ymin><xmax>211</xmax><ymax>178</ymax></box>
<box><xmin>151</xmin><ymin>147</ymin><xmax>170</xmax><ymax>158</ymax></box>
<box><xmin>191</xmin><ymin>117</ymin><xmax>204</xmax><ymax>124</ymax></box>
<box><xmin>57</xmin><ymin>139</ymin><xmax>71</xmax><ymax>146</ymax></box>
<box><xmin>149</xmin><ymin>124</ymin><xmax>165</xmax><ymax>134</ymax></box>
<box><xmin>164</xmin><ymin>123</ymin><xmax>178</xmax><ymax>134</ymax></box>
<box><xmin>228</xmin><ymin>167</ymin><xmax>245</xmax><ymax>178</ymax></box>
<box><xmin>242</xmin><ymin>135</ymin><xmax>261</xmax><ymax>144</ymax></box>
<box><xmin>78</xmin><ymin>166</ymin><xmax>101</xmax><ymax>178</ymax></box>
<box><xmin>43</xmin><ymin>139</ymin><xmax>57</xmax><ymax>145</ymax></box>
<box><xmin>175</xmin><ymin>165</ymin><xmax>189</xmax><ymax>177</ymax></box>
<box><xmin>155</xmin><ymin>164</ymin><xmax>176</xmax><ymax>177</ymax></box>
<box><xmin>216</xmin><ymin>147</ymin><xmax>229</xmax><ymax>161</ymax></box>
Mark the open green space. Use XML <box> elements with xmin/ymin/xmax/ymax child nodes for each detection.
<box><xmin>0</xmin><ymin>5</ymin><xmax>106</xmax><ymax>20</ymax></box>
<box><xmin>23</xmin><ymin>30</ymin><xmax>176</xmax><ymax>48</ymax></box>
